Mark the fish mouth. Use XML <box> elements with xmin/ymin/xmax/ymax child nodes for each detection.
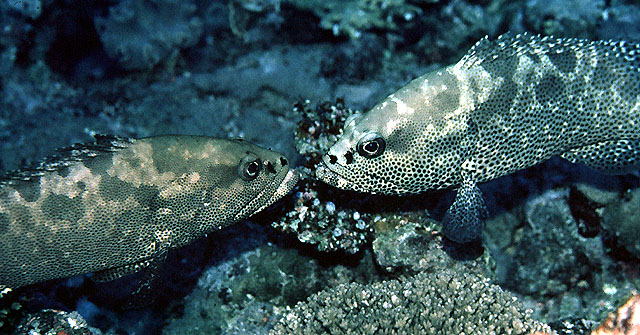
<box><xmin>235</xmin><ymin>168</ymin><xmax>300</xmax><ymax>220</ymax></box>
<box><xmin>316</xmin><ymin>158</ymin><xmax>404</xmax><ymax>195</ymax></box>
<box><xmin>315</xmin><ymin>161</ymin><xmax>362</xmax><ymax>191</ymax></box>
<box><xmin>260</xmin><ymin>168</ymin><xmax>300</xmax><ymax>212</ymax></box>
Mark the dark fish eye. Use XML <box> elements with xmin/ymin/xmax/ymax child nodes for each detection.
<box><xmin>356</xmin><ymin>133</ymin><xmax>386</xmax><ymax>158</ymax></box>
<box><xmin>239</xmin><ymin>154</ymin><xmax>261</xmax><ymax>180</ymax></box>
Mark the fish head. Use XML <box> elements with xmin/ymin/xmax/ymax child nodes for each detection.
<box><xmin>318</xmin><ymin>68</ymin><xmax>470</xmax><ymax>194</ymax></box>
<box><xmin>149</xmin><ymin>136</ymin><xmax>299</xmax><ymax>231</ymax></box>
<box><xmin>201</xmin><ymin>138</ymin><xmax>299</xmax><ymax>221</ymax></box>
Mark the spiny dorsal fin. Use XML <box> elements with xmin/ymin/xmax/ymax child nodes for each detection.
<box><xmin>0</xmin><ymin>134</ymin><xmax>135</xmax><ymax>185</ymax></box>
<box><xmin>458</xmin><ymin>32</ymin><xmax>588</xmax><ymax>69</ymax></box>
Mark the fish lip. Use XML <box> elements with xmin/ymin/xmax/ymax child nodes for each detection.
<box><xmin>265</xmin><ymin>168</ymin><xmax>300</xmax><ymax>207</ymax></box>
<box><xmin>315</xmin><ymin>160</ymin><xmax>353</xmax><ymax>188</ymax></box>
<box><xmin>234</xmin><ymin>168</ymin><xmax>300</xmax><ymax>220</ymax></box>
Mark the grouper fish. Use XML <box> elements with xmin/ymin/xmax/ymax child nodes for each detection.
<box><xmin>0</xmin><ymin>135</ymin><xmax>298</xmax><ymax>289</ymax></box>
<box><xmin>317</xmin><ymin>32</ymin><xmax>640</xmax><ymax>243</ymax></box>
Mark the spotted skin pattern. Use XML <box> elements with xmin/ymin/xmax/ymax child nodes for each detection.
<box><xmin>0</xmin><ymin>135</ymin><xmax>298</xmax><ymax>289</ymax></box>
<box><xmin>317</xmin><ymin>33</ymin><xmax>640</xmax><ymax>243</ymax></box>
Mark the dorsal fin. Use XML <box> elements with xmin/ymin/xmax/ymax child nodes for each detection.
<box><xmin>0</xmin><ymin>134</ymin><xmax>135</xmax><ymax>185</ymax></box>
<box><xmin>457</xmin><ymin>32</ymin><xmax>589</xmax><ymax>69</ymax></box>
<box><xmin>458</xmin><ymin>32</ymin><xmax>531</xmax><ymax>69</ymax></box>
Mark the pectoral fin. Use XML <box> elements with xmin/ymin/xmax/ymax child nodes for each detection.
<box><xmin>442</xmin><ymin>176</ymin><xmax>488</xmax><ymax>243</ymax></box>
<box><xmin>92</xmin><ymin>249</ymin><xmax>168</xmax><ymax>308</ymax></box>
<box><xmin>93</xmin><ymin>231</ymin><xmax>172</xmax><ymax>308</ymax></box>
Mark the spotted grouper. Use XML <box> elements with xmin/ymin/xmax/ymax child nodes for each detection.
<box><xmin>317</xmin><ymin>32</ymin><xmax>640</xmax><ymax>243</ymax></box>
<box><xmin>0</xmin><ymin>135</ymin><xmax>298</xmax><ymax>289</ymax></box>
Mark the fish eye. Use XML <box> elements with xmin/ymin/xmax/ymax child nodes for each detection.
<box><xmin>356</xmin><ymin>133</ymin><xmax>386</xmax><ymax>159</ymax></box>
<box><xmin>239</xmin><ymin>154</ymin><xmax>261</xmax><ymax>181</ymax></box>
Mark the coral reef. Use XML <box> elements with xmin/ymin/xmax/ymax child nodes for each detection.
<box><xmin>485</xmin><ymin>186</ymin><xmax>635</xmax><ymax>322</ymax></box>
<box><xmin>14</xmin><ymin>309</ymin><xmax>100</xmax><ymax>335</ymax></box>
<box><xmin>271</xmin><ymin>269</ymin><xmax>552</xmax><ymax>334</ymax></box>
<box><xmin>272</xmin><ymin>99</ymin><xmax>375</xmax><ymax>253</ymax></box>
<box><xmin>94</xmin><ymin>0</ymin><xmax>203</xmax><ymax>70</ymax></box>
<box><xmin>5</xmin><ymin>0</ymin><xmax>42</xmax><ymax>19</ymax></box>
<box><xmin>601</xmin><ymin>187</ymin><xmax>640</xmax><ymax>259</ymax></box>
<box><xmin>591</xmin><ymin>293</ymin><xmax>640</xmax><ymax>335</ymax></box>
<box><xmin>597</xmin><ymin>2</ymin><xmax>640</xmax><ymax>41</ymax></box>
<box><xmin>284</xmin><ymin>0</ymin><xmax>429</xmax><ymax>39</ymax></box>
<box><xmin>372</xmin><ymin>216</ymin><xmax>439</xmax><ymax>273</ymax></box>
<box><xmin>163</xmin><ymin>226</ymin><xmax>379</xmax><ymax>334</ymax></box>
<box><xmin>371</xmin><ymin>213</ymin><xmax>489</xmax><ymax>274</ymax></box>
<box><xmin>521</xmin><ymin>0</ymin><xmax>605</xmax><ymax>38</ymax></box>
<box><xmin>0</xmin><ymin>61</ymin><xmax>91</xmax><ymax>171</ymax></box>
<box><xmin>414</xmin><ymin>0</ymin><xmax>502</xmax><ymax>63</ymax></box>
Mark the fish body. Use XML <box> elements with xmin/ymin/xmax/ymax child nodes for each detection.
<box><xmin>317</xmin><ymin>33</ymin><xmax>640</xmax><ymax>243</ymax></box>
<box><xmin>0</xmin><ymin>135</ymin><xmax>298</xmax><ymax>288</ymax></box>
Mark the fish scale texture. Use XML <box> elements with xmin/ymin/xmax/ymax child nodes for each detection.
<box><xmin>271</xmin><ymin>269</ymin><xmax>552</xmax><ymax>335</ymax></box>
<box><xmin>463</xmin><ymin>33</ymin><xmax>640</xmax><ymax>179</ymax></box>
